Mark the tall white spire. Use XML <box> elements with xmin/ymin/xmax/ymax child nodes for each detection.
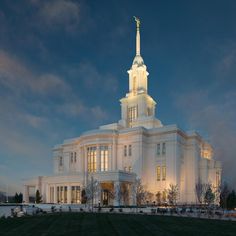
<box><xmin>134</xmin><ymin>16</ymin><xmax>141</xmax><ymax>56</ymax></box>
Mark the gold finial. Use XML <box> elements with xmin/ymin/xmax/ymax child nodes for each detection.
<box><xmin>133</xmin><ymin>16</ymin><xmax>140</xmax><ymax>28</ymax></box>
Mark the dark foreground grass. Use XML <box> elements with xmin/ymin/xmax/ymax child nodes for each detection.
<box><xmin>0</xmin><ymin>213</ymin><xmax>235</xmax><ymax>236</ymax></box>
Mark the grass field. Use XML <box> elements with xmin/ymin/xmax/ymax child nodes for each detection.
<box><xmin>0</xmin><ymin>213</ymin><xmax>236</xmax><ymax>236</ymax></box>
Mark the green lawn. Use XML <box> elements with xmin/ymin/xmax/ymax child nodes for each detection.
<box><xmin>0</xmin><ymin>213</ymin><xmax>235</xmax><ymax>236</ymax></box>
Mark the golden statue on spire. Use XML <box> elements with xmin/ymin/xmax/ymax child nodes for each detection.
<box><xmin>133</xmin><ymin>16</ymin><xmax>140</xmax><ymax>28</ymax></box>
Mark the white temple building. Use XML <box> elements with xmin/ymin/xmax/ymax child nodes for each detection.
<box><xmin>24</xmin><ymin>18</ymin><xmax>221</xmax><ymax>205</ymax></box>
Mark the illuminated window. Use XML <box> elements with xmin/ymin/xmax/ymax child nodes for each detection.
<box><xmin>162</xmin><ymin>143</ymin><xmax>166</xmax><ymax>155</ymax></box>
<box><xmin>128</xmin><ymin>145</ymin><xmax>132</xmax><ymax>156</ymax></box>
<box><xmin>157</xmin><ymin>144</ymin><xmax>160</xmax><ymax>156</ymax></box>
<box><xmin>74</xmin><ymin>152</ymin><xmax>77</xmax><ymax>163</ymax></box>
<box><xmin>59</xmin><ymin>157</ymin><xmax>63</xmax><ymax>166</ymax></box>
<box><xmin>156</xmin><ymin>166</ymin><xmax>161</xmax><ymax>181</ymax></box>
<box><xmin>87</xmin><ymin>147</ymin><xmax>97</xmax><ymax>173</ymax></box>
<box><xmin>124</xmin><ymin>145</ymin><xmax>127</xmax><ymax>156</ymax></box>
<box><xmin>162</xmin><ymin>165</ymin><xmax>166</xmax><ymax>181</ymax></box>
<box><xmin>128</xmin><ymin>166</ymin><xmax>132</xmax><ymax>172</ymax></box>
<box><xmin>128</xmin><ymin>106</ymin><xmax>137</xmax><ymax>127</ymax></box>
<box><xmin>71</xmin><ymin>186</ymin><xmax>80</xmax><ymax>204</ymax></box>
<box><xmin>101</xmin><ymin>146</ymin><xmax>108</xmax><ymax>171</ymax></box>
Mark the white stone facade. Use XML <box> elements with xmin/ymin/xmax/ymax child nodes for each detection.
<box><xmin>23</xmin><ymin>19</ymin><xmax>221</xmax><ymax>205</ymax></box>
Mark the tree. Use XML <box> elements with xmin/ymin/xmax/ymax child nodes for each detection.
<box><xmin>132</xmin><ymin>179</ymin><xmax>146</xmax><ymax>206</ymax></box>
<box><xmin>162</xmin><ymin>189</ymin><xmax>167</xmax><ymax>204</ymax></box>
<box><xmin>14</xmin><ymin>193</ymin><xmax>19</xmax><ymax>203</ymax></box>
<box><xmin>115</xmin><ymin>183</ymin><xmax>130</xmax><ymax>206</ymax></box>
<box><xmin>167</xmin><ymin>184</ymin><xmax>179</xmax><ymax>206</ymax></box>
<box><xmin>220</xmin><ymin>182</ymin><xmax>230</xmax><ymax>209</ymax></box>
<box><xmin>227</xmin><ymin>190</ymin><xmax>236</xmax><ymax>210</ymax></box>
<box><xmin>81</xmin><ymin>189</ymin><xmax>87</xmax><ymax>204</ymax></box>
<box><xmin>145</xmin><ymin>191</ymin><xmax>154</xmax><ymax>204</ymax></box>
<box><xmin>195</xmin><ymin>182</ymin><xmax>208</xmax><ymax>205</ymax></box>
<box><xmin>204</xmin><ymin>185</ymin><xmax>215</xmax><ymax>206</ymax></box>
<box><xmin>35</xmin><ymin>190</ymin><xmax>42</xmax><ymax>203</ymax></box>
<box><xmin>18</xmin><ymin>193</ymin><xmax>23</xmax><ymax>203</ymax></box>
<box><xmin>156</xmin><ymin>191</ymin><xmax>161</xmax><ymax>205</ymax></box>
<box><xmin>85</xmin><ymin>176</ymin><xmax>100</xmax><ymax>211</ymax></box>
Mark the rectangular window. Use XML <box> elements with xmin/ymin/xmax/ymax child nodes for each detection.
<box><xmin>128</xmin><ymin>166</ymin><xmax>132</xmax><ymax>172</ymax></box>
<box><xmin>124</xmin><ymin>166</ymin><xmax>127</xmax><ymax>172</ymax></box>
<box><xmin>128</xmin><ymin>106</ymin><xmax>137</xmax><ymax>127</ymax></box>
<box><xmin>59</xmin><ymin>156</ymin><xmax>63</xmax><ymax>166</ymax></box>
<box><xmin>156</xmin><ymin>166</ymin><xmax>161</xmax><ymax>181</ymax></box>
<box><xmin>157</xmin><ymin>144</ymin><xmax>160</xmax><ymax>156</ymax></box>
<box><xmin>74</xmin><ymin>152</ymin><xmax>77</xmax><ymax>163</ymax></box>
<box><xmin>71</xmin><ymin>186</ymin><xmax>80</xmax><ymax>204</ymax></box>
<box><xmin>128</xmin><ymin>145</ymin><xmax>132</xmax><ymax>156</ymax></box>
<box><xmin>162</xmin><ymin>165</ymin><xmax>166</xmax><ymax>181</ymax></box>
<box><xmin>162</xmin><ymin>143</ymin><xmax>166</xmax><ymax>155</ymax></box>
<box><xmin>87</xmin><ymin>147</ymin><xmax>97</xmax><ymax>173</ymax></box>
<box><xmin>101</xmin><ymin>146</ymin><xmax>108</xmax><ymax>171</ymax></box>
<box><xmin>124</xmin><ymin>145</ymin><xmax>127</xmax><ymax>156</ymax></box>
<box><xmin>70</xmin><ymin>152</ymin><xmax>73</xmax><ymax>163</ymax></box>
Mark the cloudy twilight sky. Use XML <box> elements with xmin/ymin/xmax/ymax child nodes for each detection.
<box><xmin>0</xmin><ymin>0</ymin><xmax>236</xmax><ymax>194</ymax></box>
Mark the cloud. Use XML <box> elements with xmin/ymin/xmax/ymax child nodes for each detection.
<box><xmin>66</xmin><ymin>62</ymin><xmax>119</xmax><ymax>92</ymax></box>
<box><xmin>0</xmin><ymin>50</ymin><xmax>69</xmax><ymax>96</ymax></box>
<box><xmin>217</xmin><ymin>43</ymin><xmax>236</xmax><ymax>73</ymax></box>
<box><xmin>174</xmin><ymin>89</ymin><xmax>236</xmax><ymax>188</ymax></box>
<box><xmin>34</xmin><ymin>0</ymin><xmax>80</xmax><ymax>32</ymax></box>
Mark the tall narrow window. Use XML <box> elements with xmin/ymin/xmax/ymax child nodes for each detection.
<box><xmin>156</xmin><ymin>166</ymin><xmax>161</xmax><ymax>181</ymax></box>
<box><xmin>162</xmin><ymin>165</ymin><xmax>166</xmax><ymax>181</ymax></box>
<box><xmin>74</xmin><ymin>152</ymin><xmax>77</xmax><ymax>163</ymax></box>
<box><xmin>128</xmin><ymin>166</ymin><xmax>132</xmax><ymax>172</ymax></box>
<box><xmin>71</xmin><ymin>186</ymin><xmax>80</xmax><ymax>203</ymax></box>
<box><xmin>128</xmin><ymin>106</ymin><xmax>137</xmax><ymax>127</ymax></box>
<box><xmin>70</xmin><ymin>152</ymin><xmax>73</xmax><ymax>163</ymax></box>
<box><xmin>87</xmin><ymin>147</ymin><xmax>97</xmax><ymax>173</ymax></box>
<box><xmin>157</xmin><ymin>144</ymin><xmax>161</xmax><ymax>156</ymax></box>
<box><xmin>101</xmin><ymin>146</ymin><xmax>108</xmax><ymax>171</ymax></box>
<box><xmin>162</xmin><ymin>143</ymin><xmax>166</xmax><ymax>155</ymax></box>
<box><xmin>124</xmin><ymin>145</ymin><xmax>127</xmax><ymax>157</ymax></box>
<box><xmin>59</xmin><ymin>156</ymin><xmax>63</xmax><ymax>166</ymax></box>
<box><xmin>128</xmin><ymin>145</ymin><xmax>132</xmax><ymax>156</ymax></box>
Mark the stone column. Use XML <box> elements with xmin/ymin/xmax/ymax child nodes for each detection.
<box><xmin>96</xmin><ymin>145</ymin><xmax>100</xmax><ymax>172</ymax></box>
<box><xmin>112</xmin><ymin>137</ymin><xmax>117</xmax><ymax>171</ymax></box>
<box><xmin>84</xmin><ymin>146</ymin><xmax>88</xmax><ymax>186</ymax></box>
<box><xmin>108</xmin><ymin>145</ymin><xmax>112</xmax><ymax>171</ymax></box>
<box><xmin>113</xmin><ymin>181</ymin><xmax>120</xmax><ymax>206</ymax></box>
<box><xmin>45</xmin><ymin>184</ymin><xmax>49</xmax><ymax>203</ymax></box>
<box><xmin>67</xmin><ymin>185</ymin><xmax>71</xmax><ymax>204</ymax></box>
<box><xmin>23</xmin><ymin>185</ymin><xmax>29</xmax><ymax>203</ymax></box>
<box><xmin>130</xmin><ymin>183</ymin><xmax>136</xmax><ymax>206</ymax></box>
<box><xmin>54</xmin><ymin>185</ymin><xmax>57</xmax><ymax>203</ymax></box>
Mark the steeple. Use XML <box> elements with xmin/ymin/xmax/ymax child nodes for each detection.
<box><xmin>134</xmin><ymin>16</ymin><xmax>140</xmax><ymax>56</ymax></box>
<box><xmin>132</xmin><ymin>16</ymin><xmax>144</xmax><ymax>67</ymax></box>
<box><xmin>118</xmin><ymin>17</ymin><xmax>162</xmax><ymax>129</ymax></box>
